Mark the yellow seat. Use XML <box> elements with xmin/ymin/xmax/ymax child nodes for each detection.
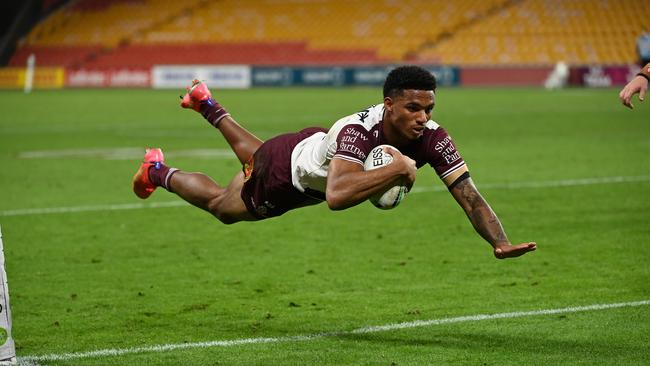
<box><xmin>18</xmin><ymin>0</ymin><xmax>649</xmax><ymax>65</ymax></box>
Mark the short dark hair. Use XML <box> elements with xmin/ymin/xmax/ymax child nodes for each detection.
<box><xmin>383</xmin><ymin>65</ymin><xmax>437</xmax><ymax>98</ymax></box>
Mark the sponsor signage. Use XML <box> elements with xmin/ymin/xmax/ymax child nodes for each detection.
<box><xmin>252</xmin><ymin>67</ymin><xmax>294</xmax><ymax>86</ymax></box>
<box><xmin>0</xmin><ymin>69</ymin><xmax>21</xmax><ymax>88</ymax></box>
<box><xmin>67</xmin><ymin>69</ymin><xmax>105</xmax><ymax>87</ymax></box>
<box><xmin>0</xmin><ymin>67</ymin><xmax>64</xmax><ymax>89</ymax></box>
<box><xmin>1</xmin><ymin>65</ymin><xmax>460</xmax><ymax>89</ymax></box>
<box><xmin>296</xmin><ymin>67</ymin><xmax>346</xmax><ymax>87</ymax></box>
<box><xmin>66</xmin><ymin>68</ymin><xmax>151</xmax><ymax>88</ymax></box>
<box><xmin>424</xmin><ymin>66</ymin><xmax>459</xmax><ymax>87</ymax></box>
<box><xmin>569</xmin><ymin>65</ymin><xmax>639</xmax><ymax>87</ymax></box>
<box><xmin>251</xmin><ymin>66</ymin><xmax>459</xmax><ymax>87</ymax></box>
<box><xmin>348</xmin><ymin>66</ymin><xmax>392</xmax><ymax>86</ymax></box>
<box><xmin>152</xmin><ymin>65</ymin><xmax>251</xmax><ymax>89</ymax></box>
<box><xmin>111</xmin><ymin>69</ymin><xmax>150</xmax><ymax>87</ymax></box>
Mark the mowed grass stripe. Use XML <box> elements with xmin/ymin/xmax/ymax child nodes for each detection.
<box><xmin>20</xmin><ymin>299</ymin><xmax>650</xmax><ymax>363</ymax></box>
<box><xmin>17</xmin><ymin>148</ymin><xmax>235</xmax><ymax>160</ymax></box>
<box><xmin>0</xmin><ymin>201</ymin><xmax>189</xmax><ymax>217</ymax></box>
<box><xmin>1</xmin><ymin>174</ymin><xmax>649</xmax><ymax>217</ymax></box>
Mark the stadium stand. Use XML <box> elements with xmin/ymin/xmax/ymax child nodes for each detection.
<box><xmin>414</xmin><ymin>0</ymin><xmax>650</xmax><ymax>65</ymax></box>
<box><xmin>9</xmin><ymin>0</ymin><xmax>510</xmax><ymax>67</ymax></box>
<box><xmin>9</xmin><ymin>0</ymin><xmax>205</xmax><ymax>67</ymax></box>
<box><xmin>135</xmin><ymin>0</ymin><xmax>510</xmax><ymax>62</ymax></box>
<box><xmin>7</xmin><ymin>0</ymin><xmax>650</xmax><ymax>67</ymax></box>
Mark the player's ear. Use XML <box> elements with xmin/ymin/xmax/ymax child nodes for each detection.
<box><xmin>384</xmin><ymin>96</ymin><xmax>394</xmax><ymax>113</ymax></box>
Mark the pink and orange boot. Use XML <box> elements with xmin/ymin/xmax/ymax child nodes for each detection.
<box><xmin>132</xmin><ymin>148</ymin><xmax>165</xmax><ymax>199</ymax></box>
<box><xmin>180</xmin><ymin>79</ymin><xmax>212</xmax><ymax>112</ymax></box>
<box><xmin>180</xmin><ymin>79</ymin><xmax>230</xmax><ymax>126</ymax></box>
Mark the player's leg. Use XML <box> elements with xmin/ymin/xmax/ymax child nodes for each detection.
<box><xmin>214</xmin><ymin>115</ymin><xmax>263</xmax><ymax>166</ymax></box>
<box><xmin>166</xmin><ymin>170</ymin><xmax>256</xmax><ymax>224</ymax></box>
<box><xmin>181</xmin><ymin>80</ymin><xmax>262</xmax><ymax>165</ymax></box>
<box><xmin>132</xmin><ymin>148</ymin><xmax>256</xmax><ymax>224</ymax></box>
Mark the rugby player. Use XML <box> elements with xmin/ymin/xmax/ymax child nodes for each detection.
<box><xmin>133</xmin><ymin>66</ymin><xmax>536</xmax><ymax>259</ymax></box>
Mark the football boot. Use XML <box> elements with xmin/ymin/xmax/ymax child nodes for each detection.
<box><xmin>132</xmin><ymin>148</ymin><xmax>164</xmax><ymax>199</ymax></box>
<box><xmin>180</xmin><ymin>79</ymin><xmax>213</xmax><ymax>112</ymax></box>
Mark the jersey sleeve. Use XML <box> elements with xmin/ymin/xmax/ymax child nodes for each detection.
<box><xmin>332</xmin><ymin>124</ymin><xmax>373</xmax><ymax>165</ymax></box>
<box><xmin>427</xmin><ymin>127</ymin><xmax>466</xmax><ymax>179</ymax></box>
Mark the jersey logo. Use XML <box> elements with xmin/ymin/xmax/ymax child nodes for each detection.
<box><xmin>357</xmin><ymin>105</ymin><xmax>377</xmax><ymax>122</ymax></box>
<box><xmin>243</xmin><ymin>157</ymin><xmax>254</xmax><ymax>182</ymax></box>
<box><xmin>357</xmin><ymin>109</ymin><xmax>369</xmax><ymax>123</ymax></box>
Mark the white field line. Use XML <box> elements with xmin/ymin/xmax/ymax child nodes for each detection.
<box><xmin>19</xmin><ymin>299</ymin><xmax>650</xmax><ymax>363</ymax></box>
<box><xmin>0</xmin><ymin>201</ymin><xmax>189</xmax><ymax>217</ymax></box>
<box><xmin>409</xmin><ymin>174</ymin><xmax>650</xmax><ymax>193</ymax></box>
<box><xmin>1</xmin><ymin>174</ymin><xmax>649</xmax><ymax>218</ymax></box>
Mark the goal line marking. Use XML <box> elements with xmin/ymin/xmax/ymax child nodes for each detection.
<box><xmin>19</xmin><ymin>299</ymin><xmax>650</xmax><ymax>363</ymax></box>
<box><xmin>2</xmin><ymin>175</ymin><xmax>649</xmax><ymax>217</ymax></box>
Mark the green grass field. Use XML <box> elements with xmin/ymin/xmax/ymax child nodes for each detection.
<box><xmin>1</xmin><ymin>87</ymin><xmax>649</xmax><ymax>365</ymax></box>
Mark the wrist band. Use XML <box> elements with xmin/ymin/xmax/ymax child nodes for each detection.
<box><xmin>637</xmin><ymin>72</ymin><xmax>650</xmax><ymax>82</ymax></box>
<box><xmin>638</xmin><ymin>63</ymin><xmax>650</xmax><ymax>81</ymax></box>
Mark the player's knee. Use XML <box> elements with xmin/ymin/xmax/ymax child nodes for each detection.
<box><xmin>207</xmin><ymin>197</ymin><xmax>238</xmax><ymax>225</ymax></box>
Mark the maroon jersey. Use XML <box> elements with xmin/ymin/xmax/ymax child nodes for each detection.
<box><xmin>331</xmin><ymin>104</ymin><xmax>465</xmax><ymax>180</ymax></box>
<box><xmin>242</xmin><ymin>105</ymin><xmax>466</xmax><ymax>219</ymax></box>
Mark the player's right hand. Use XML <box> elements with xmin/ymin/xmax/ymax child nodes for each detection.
<box><xmin>383</xmin><ymin>146</ymin><xmax>417</xmax><ymax>187</ymax></box>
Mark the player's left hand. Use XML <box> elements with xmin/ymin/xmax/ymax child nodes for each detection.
<box><xmin>493</xmin><ymin>242</ymin><xmax>537</xmax><ymax>259</ymax></box>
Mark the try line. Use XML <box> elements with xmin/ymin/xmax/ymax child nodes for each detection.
<box><xmin>2</xmin><ymin>174</ymin><xmax>650</xmax><ymax>217</ymax></box>
<box><xmin>19</xmin><ymin>299</ymin><xmax>650</xmax><ymax>363</ymax></box>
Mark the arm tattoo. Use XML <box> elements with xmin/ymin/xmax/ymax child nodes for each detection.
<box><xmin>455</xmin><ymin>179</ymin><xmax>508</xmax><ymax>245</ymax></box>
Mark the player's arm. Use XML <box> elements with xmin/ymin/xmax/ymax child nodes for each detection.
<box><xmin>326</xmin><ymin>149</ymin><xmax>415</xmax><ymax>210</ymax></box>
<box><xmin>444</xmin><ymin>168</ymin><xmax>537</xmax><ymax>259</ymax></box>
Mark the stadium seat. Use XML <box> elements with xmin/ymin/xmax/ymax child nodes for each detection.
<box><xmin>9</xmin><ymin>0</ymin><xmax>650</xmax><ymax>67</ymax></box>
<box><xmin>414</xmin><ymin>0</ymin><xmax>649</xmax><ymax>65</ymax></box>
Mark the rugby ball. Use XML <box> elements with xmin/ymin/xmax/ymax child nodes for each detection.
<box><xmin>363</xmin><ymin>145</ymin><xmax>409</xmax><ymax>210</ymax></box>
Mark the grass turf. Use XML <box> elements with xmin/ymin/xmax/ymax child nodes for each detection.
<box><xmin>0</xmin><ymin>87</ymin><xmax>649</xmax><ymax>365</ymax></box>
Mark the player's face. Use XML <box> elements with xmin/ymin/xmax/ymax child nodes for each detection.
<box><xmin>384</xmin><ymin>89</ymin><xmax>435</xmax><ymax>142</ymax></box>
